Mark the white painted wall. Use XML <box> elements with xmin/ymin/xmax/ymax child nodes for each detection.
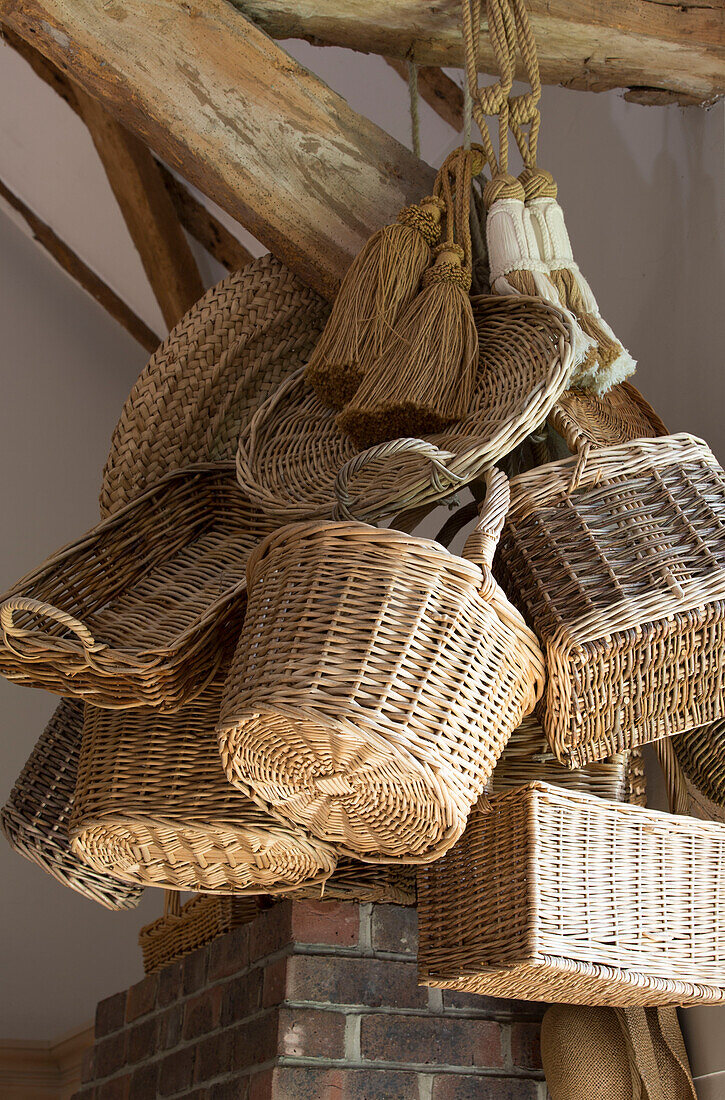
<box><xmin>0</xmin><ymin>32</ymin><xmax>723</xmax><ymax>1078</ymax></box>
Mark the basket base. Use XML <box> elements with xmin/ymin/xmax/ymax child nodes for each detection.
<box><xmin>71</xmin><ymin>816</ymin><xmax>337</xmax><ymax>894</ymax></box>
<box><xmin>421</xmin><ymin>955</ymin><xmax>725</xmax><ymax>1008</ymax></box>
<box><xmin>219</xmin><ymin>707</ymin><xmax>472</xmax><ymax>863</ymax></box>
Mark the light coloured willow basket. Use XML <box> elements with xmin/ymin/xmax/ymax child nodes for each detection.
<box><xmin>71</xmin><ymin>682</ymin><xmax>337</xmax><ymax>894</ymax></box>
<box><xmin>418</xmin><ymin>781</ymin><xmax>725</xmax><ymax>1007</ymax></box>
<box><xmin>237</xmin><ymin>294</ymin><xmax>576</xmax><ymax>524</ymax></box>
<box><xmin>496</xmin><ymin>433</ymin><xmax>725</xmax><ymax>766</ymax></box>
<box><xmin>218</xmin><ymin>451</ymin><xmax>545</xmax><ymax>864</ymax></box>
<box><xmin>0</xmin><ymin>464</ymin><xmax>278</xmax><ymax>710</ymax></box>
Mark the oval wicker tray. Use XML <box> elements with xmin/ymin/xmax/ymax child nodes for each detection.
<box><xmin>237</xmin><ymin>295</ymin><xmax>576</xmax><ymax>524</ymax></box>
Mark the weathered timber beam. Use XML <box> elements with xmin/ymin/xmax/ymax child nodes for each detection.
<box><xmin>231</xmin><ymin>0</ymin><xmax>725</xmax><ymax>106</ymax></box>
<box><xmin>386</xmin><ymin>60</ymin><xmax>464</xmax><ymax>131</ymax></box>
<box><xmin>75</xmin><ymin>86</ymin><xmax>205</xmax><ymax>329</ymax></box>
<box><xmin>0</xmin><ymin>2</ymin><xmax>435</xmax><ymax>300</ymax></box>
<box><xmin>1</xmin><ymin>25</ymin><xmax>255</xmax><ymax>273</ymax></box>
<box><xmin>158</xmin><ymin>167</ymin><xmax>255</xmax><ymax>273</ymax></box>
<box><xmin>0</xmin><ymin>175</ymin><xmax>161</xmax><ymax>352</ymax></box>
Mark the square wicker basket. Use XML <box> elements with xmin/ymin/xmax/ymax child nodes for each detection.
<box><xmin>496</xmin><ymin>433</ymin><xmax>725</xmax><ymax>766</ymax></box>
<box><xmin>418</xmin><ymin>782</ymin><xmax>725</xmax><ymax>1007</ymax></box>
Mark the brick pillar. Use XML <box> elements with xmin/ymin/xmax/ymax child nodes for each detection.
<box><xmin>74</xmin><ymin>900</ymin><xmax>547</xmax><ymax>1099</ymax></box>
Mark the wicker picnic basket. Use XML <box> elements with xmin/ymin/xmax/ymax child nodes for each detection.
<box><xmin>490</xmin><ymin>713</ymin><xmax>643</xmax><ymax>805</ymax></box>
<box><xmin>71</xmin><ymin>682</ymin><xmax>337</xmax><ymax>893</ymax></box>
<box><xmin>0</xmin><ymin>464</ymin><xmax>280</xmax><ymax>709</ymax></box>
<box><xmin>418</xmin><ymin>781</ymin><xmax>725</xmax><ymax>1006</ymax></box>
<box><xmin>495</xmin><ymin>433</ymin><xmax>725</xmax><ymax>766</ymax></box>
<box><xmin>139</xmin><ymin>892</ymin><xmax>261</xmax><ymax>974</ymax></box>
<box><xmin>237</xmin><ymin>294</ymin><xmax>576</xmax><ymax>524</ymax></box>
<box><xmin>0</xmin><ymin>700</ymin><xmax>142</xmax><ymax>910</ymax></box>
<box><xmin>219</xmin><ymin>459</ymin><xmax>545</xmax><ymax>863</ymax></box>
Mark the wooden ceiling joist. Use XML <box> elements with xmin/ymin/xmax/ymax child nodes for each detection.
<box><xmin>234</xmin><ymin>0</ymin><xmax>724</xmax><ymax>106</ymax></box>
<box><xmin>75</xmin><ymin>87</ymin><xmax>205</xmax><ymax>330</ymax></box>
<box><xmin>0</xmin><ymin>0</ymin><xmax>435</xmax><ymax>299</ymax></box>
<box><xmin>0</xmin><ymin>174</ymin><xmax>161</xmax><ymax>352</ymax></box>
<box><xmin>1</xmin><ymin>25</ymin><xmax>255</xmax><ymax>274</ymax></box>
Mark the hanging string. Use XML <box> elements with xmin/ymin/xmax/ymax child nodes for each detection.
<box><xmin>407</xmin><ymin>60</ymin><xmax>421</xmax><ymax>158</ymax></box>
<box><xmin>463</xmin><ymin>77</ymin><xmax>473</xmax><ymax>150</ymax></box>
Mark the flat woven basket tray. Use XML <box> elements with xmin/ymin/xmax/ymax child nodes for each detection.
<box><xmin>549</xmin><ymin>380</ymin><xmax>667</xmax><ymax>452</ymax></box>
<box><xmin>237</xmin><ymin>294</ymin><xmax>576</xmax><ymax>524</ymax></box>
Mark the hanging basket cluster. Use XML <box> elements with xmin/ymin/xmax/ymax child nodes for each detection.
<box><xmin>1</xmin><ymin>6</ymin><xmax>724</xmax><ymax>1071</ymax></box>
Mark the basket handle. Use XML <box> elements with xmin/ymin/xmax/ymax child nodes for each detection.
<box><xmin>333</xmin><ymin>438</ymin><xmax>464</xmax><ymax>521</ymax></box>
<box><xmin>0</xmin><ymin>597</ymin><xmax>97</xmax><ymax>654</ymax></box>
<box><xmin>462</xmin><ymin>467</ymin><xmax>510</xmax><ymax>572</ymax></box>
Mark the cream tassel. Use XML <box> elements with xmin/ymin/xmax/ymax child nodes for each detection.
<box><xmin>521</xmin><ymin>168</ymin><xmax>636</xmax><ymax>394</ymax></box>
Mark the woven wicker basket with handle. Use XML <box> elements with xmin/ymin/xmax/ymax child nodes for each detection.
<box><xmin>0</xmin><ymin>464</ymin><xmax>279</xmax><ymax>709</ymax></box>
<box><xmin>219</xmin><ymin>451</ymin><xmax>544</xmax><ymax>864</ymax></box>
<box><xmin>496</xmin><ymin>433</ymin><xmax>725</xmax><ymax>766</ymax></box>
<box><xmin>418</xmin><ymin>780</ymin><xmax>725</xmax><ymax>1006</ymax></box>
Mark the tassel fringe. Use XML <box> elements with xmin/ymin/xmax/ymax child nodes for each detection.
<box><xmin>337</xmin><ymin>246</ymin><xmax>478</xmax><ymax>449</ymax></box>
<box><xmin>305</xmin><ymin>197</ymin><xmax>444</xmax><ymax>409</ymax></box>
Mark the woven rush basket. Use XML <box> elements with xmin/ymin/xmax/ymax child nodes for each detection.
<box><xmin>139</xmin><ymin>893</ymin><xmax>261</xmax><ymax>974</ymax></box>
<box><xmin>0</xmin><ymin>464</ymin><xmax>278</xmax><ymax>709</ymax></box>
<box><xmin>102</xmin><ymin>256</ymin><xmax>328</xmax><ymax>515</ymax></box>
<box><xmin>71</xmin><ymin>682</ymin><xmax>337</xmax><ymax>893</ymax></box>
<box><xmin>418</xmin><ymin>781</ymin><xmax>725</xmax><ymax>1006</ymax></box>
<box><xmin>237</xmin><ymin>294</ymin><xmax>576</xmax><ymax>524</ymax></box>
<box><xmin>0</xmin><ymin>700</ymin><xmax>142</xmax><ymax>910</ymax></box>
<box><xmin>549</xmin><ymin>381</ymin><xmax>667</xmax><ymax>453</ymax></box>
<box><xmin>218</xmin><ymin>460</ymin><xmax>545</xmax><ymax>863</ymax></box>
<box><xmin>495</xmin><ymin>433</ymin><xmax>725</xmax><ymax>766</ymax></box>
<box><xmin>491</xmin><ymin>713</ymin><xmax>643</xmax><ymax>805</ymax></box>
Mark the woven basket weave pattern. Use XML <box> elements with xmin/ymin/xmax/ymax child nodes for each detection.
<box><xmin>549</xmin><ymin>381</ymin><xmax>667</xmax><ymax>453</ymax></box>
<box><xmin>72</xmin><ymin>682</ymin><xmax>337</xmax><ymax>893</ymax></box>
<box><xmin>139</xmin><ymin>894</ymin><xmax>261</xmax><ymax>974</ymax></box>
<box><xmin>0</xmin><ymin>466</ymin><xmax>280</xmax><ymax>709</ymax></box>
<box><xmin>496</xmin><ymin>433</ymin><xmax>725</xmax><ymax>765</ymax></box>
<box><xmin>237</xmin><ymin>295</ymin><xmax>575</xmax><ymax>524</ymax></box>
<box><xmin>418</xmin><ymin>782</ymin><xmax>725</xmax><ymax>1006</ymax></box>
<box><xmin>219</xmin><ymin>469</ymin><xmax>545</xmax><ymax>863</ymax></box>
<box><xmin>0</xmin><ymin>700</ymin><xmax>142</xmax><ymax>910</ymax></box>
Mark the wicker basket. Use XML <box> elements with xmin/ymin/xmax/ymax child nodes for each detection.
<box><xmin>491</xmin><ymin>713</ymin><xmax>642</xmax><ymax>805</ymax></box>
<box><xmin>0</xmin><ymin>700</ymin><xmax>142</xmax><ymax>910</ymax></box>
<box><xmin>102</xmin><ymin>256</ymin><xmax>328</xmax><ymax>515</ymax></box>
<box><xmin>237</xmin><ymin>294</ymin><xmax>576</xmax><ymax>524</ymax></box>
<box><xmin>219</xmin><ymin>458</ymin><xmax>544</xmax><ymax>863</ymax></box>
<box><xmin>139</xmin><ymin>892</ymin><xmax>262</xmax><ymax>974</ymax></box>
<box><xmin>418</xmin><ymin>781</ymin><xmax>725</xmax><ymax>1006</ymax></box>
<box><xmin>285</xmin><ymin>860</ymin><xmax>416</xmax><ymax>904</ymax></box>
<box><xmin>71</xmin><ymin>683</ymin><xmax>337</xmax><ymax>893</ymax></box>
<box><xmin>672</xmin><ymin>720</ymin><xmax>725</xmax><ymax>812</ymax></box>
<box><xmin>0</xmin><ymin>465</ymin><xmax>278</xmax><ymax>709</ymax></box>
<box><xmin>496</xmin><ymin>433</ymin><xmax>725</xmax><ymax>766</ymax></box>
<box><xmin>549</xmin><ymin>381</ymin><xmax>667</xmax><ymax>453</ymax></box>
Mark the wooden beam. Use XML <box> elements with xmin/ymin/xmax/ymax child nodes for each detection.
<box><xmin>1</xmin><ymin>24</ymin><xmax>254</xmax><ymax>273</ymax></box>
<box><xmin>158</xmin><ymin>166</ymin><xmax>254</xmax><ymax>273</ymax></box>
<box><xmin>386</xmin><ymin>59</ymin><xmax>464</xmax><ymax>131</ymax></box>
<box><xmin>0</xmin><ymin>2</ymin><xmax>435</xmax><ymax>301</ymax></box>
<box><xmin>232</xmin><ymin>0</ymin><xmax>725</xmax><ymax>107</ymax></box>
<box><xmin>74</xmin><ymin>87</ymin><xmax>205</xmax><ymax>330</ymax></box>
<box><xmin>0</xmin><ymin>174</ymin><xmax>161</xmax><ymax>352</ymax></box>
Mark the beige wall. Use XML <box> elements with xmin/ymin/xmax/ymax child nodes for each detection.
<box><xmin>0</xmin><ymin>33</ymin><xmax>723</xmax><ymax>1084</ymax></box>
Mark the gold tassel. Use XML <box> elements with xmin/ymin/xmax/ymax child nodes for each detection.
<box><xmin>520</xmin><ymin>168</ymin><xmax>636</xmax><ymax>393</ymax></box>
<box><xmin>336</xmin><ymin>244</ymin><xmax>478</xmax><ymax>449</ymax></box>
<box><xmin>304</xmin><ymin>196</ymin><xmax>445</xmax><ymax>409</ymax></box>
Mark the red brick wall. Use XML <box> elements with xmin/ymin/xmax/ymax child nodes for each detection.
<box><xmin>73</xmin><ymin>900</ymin><xmax>547</xmax><ymax>1099</ymax></box>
